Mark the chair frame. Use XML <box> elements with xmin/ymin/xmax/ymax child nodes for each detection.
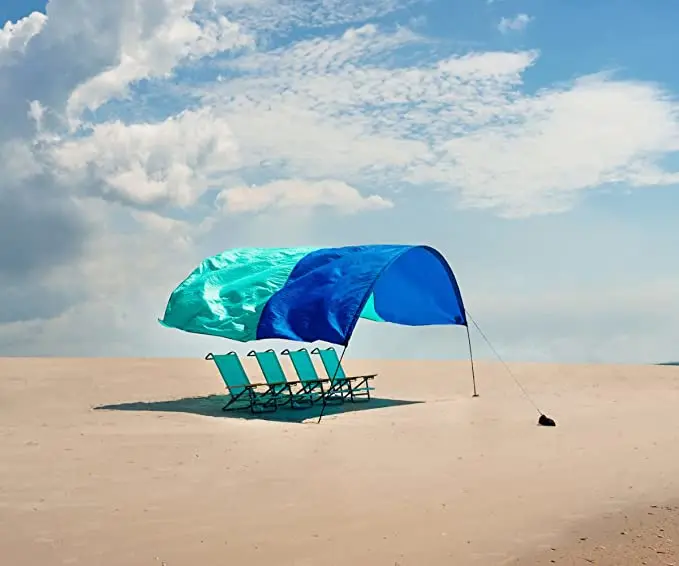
<box><xmin>311</xmin><ymin>347</ymin><xmax>377</xmax><ymax>403</ymax></box>
<box><xmin>205</xmin><ymin>352</ymin><xmax>277</xmax><ymax>414</ymax></box>
<box><xmin>280</xmin><ymin>348</ymin><xmax>330</xmax><ymax>406</ymax></box>
<box><xmin>206</xmin><ymin>347</ymin><xmax>378</xmax><ymax>414</ymax></box>
<box><xmin>247</xmin><ymin>349</ymin><xmax>306</xmax><ymax>409</ymax></box>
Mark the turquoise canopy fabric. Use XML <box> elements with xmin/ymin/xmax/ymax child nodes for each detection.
<box><xmin>159</xmin><ymin>245</ymin><xmax>467</xmax><ymax>346</ymax></box>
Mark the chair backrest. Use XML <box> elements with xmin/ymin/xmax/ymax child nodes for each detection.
<box><xmin>249</xmin><ymin>350</ymin><xmax>288</xmax><ymax>384</ymax></box>
<box><xmin>282</xmin><ymin>349</ymin><xmax>320</xmax><ymax>382</ymax></box>
<box><xmin>313</xmin><ymin>347</ymin><xmax>347</xmax><ymax>379</ymax></box>
<box><xmin>208</xmin><ymin>353</ymin><xmax>250</xmax><ymax>395</ymax></box>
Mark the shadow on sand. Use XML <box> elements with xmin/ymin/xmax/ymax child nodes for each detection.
<box><xmin>95</xmin><ymin>396</ymin><xmax>423</xmax><ymax>423</ymax></box>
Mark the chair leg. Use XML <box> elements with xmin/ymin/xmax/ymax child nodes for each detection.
<box><xmin>346</xmin><ymin>377</ymin><xmax>374</xmax><ymax>403</ymax></box>
<box><xmin>279</xmin><ymin>384</ymin><xmax>295</xmax><ymax>408</ymax></box>
<box><xmin>291</xmin><ymin>384</ymin><xmax>315</xmax><ymax>409</ymax></box>
<box><xmin>323</xmin><ymin>380</ymin><xmax>350</xmax><ymax>404</ymax></box>
<box><xmin>222</xmin><ymin>388</ymin><xmax>253</xmax><ymax>412</ymax></box>
<box><xmin>250</xmin><ymin>386</ymin><xmax>279</xmax><ymax>413</ymax></box>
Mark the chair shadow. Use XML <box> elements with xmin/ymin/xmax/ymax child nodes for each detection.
<box><xmin>95</xmin><ymin>396</ymin><xmax>424</xmax><ymax>423</ymax></box>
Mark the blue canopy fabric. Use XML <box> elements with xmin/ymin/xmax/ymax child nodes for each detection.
<box><xmin>159</xmin><ymin>244</ymin><xmax>467</xmax><ymax>346</ymax></box>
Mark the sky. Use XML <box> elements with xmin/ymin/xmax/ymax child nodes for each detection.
<box><xmin>1</xmin><ymin>0</ymin><xmax>679</xmax><ymax>364</ymax></box>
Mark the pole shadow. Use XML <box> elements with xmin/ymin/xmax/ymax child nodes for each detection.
<box><xmin>94</xmin><ymin>395</ymin><xmax>424</xmax><ymax>423</ymax></box>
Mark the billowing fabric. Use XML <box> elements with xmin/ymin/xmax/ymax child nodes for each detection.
<box><xmin>159</xmin><ymin>247</ymin><xmax>316</xmax><ymax>342</ymax></box>
<box><xmin>159</xmin><ymin>244</ymin><xmax>467</xmax><ymax>345</ymax></box>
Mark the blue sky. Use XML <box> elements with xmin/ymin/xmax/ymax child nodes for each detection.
<box><xmin>1</xmin><ymin>0</ymin><xmax>678</xmax><ymax>363</ymax></box>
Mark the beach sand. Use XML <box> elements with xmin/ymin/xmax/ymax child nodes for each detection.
<box><xmin>513</xmin><ymin>501</ymin><xmax>679</xmax><ymax>565</ymax></box>
<box><xmin>1</xmin><ymin>357</ymin><xmax>679</xmax><ymax>565</ymax></box>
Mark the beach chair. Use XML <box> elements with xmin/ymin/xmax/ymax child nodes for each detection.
<box><xmin>246</xmin><ymin>349</ymin><xmax>300</xmax><ymax>408</ymax></box>
<box><xmin>205</xmin><ymin>352</ymin><xmax>276</xmax><ymax>413</ymax></box>
<box><xmin>311</xmin><ymin>347</ymin><xmax>376</xmax><ymax>402</ymax></box>
<box><xmin>280</xmin><ymin>348</ymin><xmax>330</xmax><ymax>405</ymax></box>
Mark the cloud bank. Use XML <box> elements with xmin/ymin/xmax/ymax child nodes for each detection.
<box><xmin>0</xmin><ymin>0</ymin><xmax>678</xmax><ymax>361</ymax></box>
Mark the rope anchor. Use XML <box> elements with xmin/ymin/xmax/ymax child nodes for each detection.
<box><xmin>466</xmin><ymin>310</ymin><xmax>557</xmax><ymax>428</ymax></box>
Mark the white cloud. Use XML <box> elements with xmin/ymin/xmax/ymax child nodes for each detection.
<box><xmin>0</xmin><ymin>12</ymin><xmax>46</xmax><ymax>64</ymax></box>
<box><xmin>215</xmin><ymin>0</ymin><xmax>422</xmax><ymax>32</ymax></box>
<box><xmin>228</xmin><ymin>23</ymin><xmax>422</xmax><ymax>74</ymax></box>
<box><xmin>66</xmin><ymin>1</ymin><xmax>253</xmax><ymax>122</ymax></box>
<box><xmin>0</xmin><ymin>2</ymin><xmax>248</xmax><ymax>333</ymax></box>
<box><xmin>0</xmin><ymin>141</ymin><xmax>43</xmax><ymax>182</ymax></box>
<box><xmin>206</xmin><ymin>30</ymin><xmax>538</xmax><ymax>187</ymax></box>
<box><xmin>15</xmin><ymin>5</ymin><xmax>678</xmax><ymax>223</ymax></box>
<box><xmin>205</xmin><ymin>27</ymin><xmax>679</xmax><ymax>216</ymax></box>
<box><xmin>498</xmin><ymin>13</ymin><xmax>533</xmax><ymax>34</ymax></box>
<box><xmin>218</xmin><ymin>179</ymin><xmax>394</xmax><ymax>213</ymax></box>
<box><xmin>0</xmin><ymin>0</ymin><xmax>679</xmax><ymax>362</ymax></box>
<box><xmin>51</xmin><ymin>107</ymin><xmax>240</xmax><ymax>208</ymax></box>
<box><xmin>410</xmin><ymin>75</ymin><xmax>679</xmax><ymax>216</ymax></box>
<box><xmin>8</xmin><ymin>0</ymin><xmax>675</xmax><ymax>226</ymax></box>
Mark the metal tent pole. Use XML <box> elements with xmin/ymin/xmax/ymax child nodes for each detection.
<box><xmin>466</xmin><ymin>323</ymin><xmax>479</xmax><ymax>398</ymax></box>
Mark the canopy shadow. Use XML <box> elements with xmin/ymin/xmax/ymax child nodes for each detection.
<box><xmin>94</xmin><ymin>395</ymin><xmax>423</xmax><ymax>424</ymax></box>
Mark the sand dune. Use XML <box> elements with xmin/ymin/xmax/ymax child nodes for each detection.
<box><xmin>1</xmin><ymin>357</ymin><xmax>679</xmax><ymax>565</ymax></box>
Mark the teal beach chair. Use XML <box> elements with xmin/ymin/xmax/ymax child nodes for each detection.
<box><xmin>205</xmin><ymin>352</ymin><xmax>276</xmax><ymax>413</ymax></box>
<box><xmin>281</xmin><ymin>348</ymin><xmax>329</xmax><ymax>405</ymax></box>
<box><xmin>311</xmin><ymin>347</ymin><xmax>376</xmax><ymax>402</ymax></box>
<box><xmin>247</xmin><ymin>349</ymin><xmax>298</xmax><ymax>408</ymax></box>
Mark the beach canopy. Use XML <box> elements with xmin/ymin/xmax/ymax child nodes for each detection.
<box><xmin>159</xmin><ymin>244</ymin><xmax>467</xmax><ymax>346</ymax></box>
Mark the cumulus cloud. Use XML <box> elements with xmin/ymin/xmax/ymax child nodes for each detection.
<box><xmin>52</xmin><ymin>107</ymin><xmax>241</xmax><ymax>208</ymax></box>
<box><xmin>0</xmin><ymin>2</ymin><xmax>419</xmax><ymax>334</ymax></box>
<box><xmin>0</xmin><ymin>11</ymin><xmax>46</xmax><ymax>64</ymax></box>
<box><xmin>66</xmin><ymin>2</ymin><xmax>253</xmax><ymax>121</ymax></box>
<box><xmin>498</xmin><ymin>13</ymin><xmax>532</xmax><ymax>34</ymax></box>
<box><xmin>0</xmin><ymin>2</ymin><xmax>247</xmax><ymax>326</ymax></box>
<box><xmin>218</xmin><ymin>179</ymin><xmax>394</xmax><ymax>213</ymax></box>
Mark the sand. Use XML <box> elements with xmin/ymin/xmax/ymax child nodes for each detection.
<box><xmin>513</xmin><ymin>501</ymin><xmax>679</xmax><ymax>565</ymax></box>
<box><xmin>1</xmin><ymin>356</ymin><xmax>679</xmax><ymax>565</ymax></box>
